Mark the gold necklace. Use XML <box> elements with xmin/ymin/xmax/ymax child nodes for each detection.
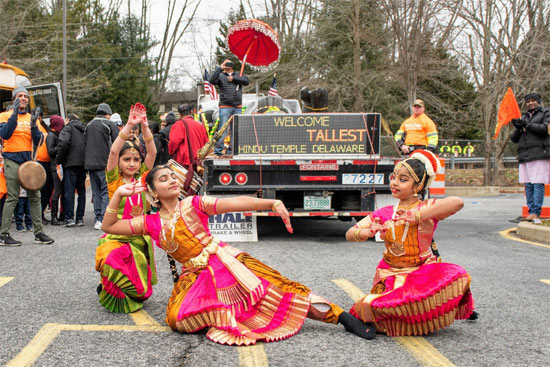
<box><xmin>159</xmin><ymin>209</ymin><xmax>173</xmax><ymax>221</ymax></box>
<box><xmin>398</xmin><ymin>200</ymin><xmax>420</xmax><ymax>210</ymax></box>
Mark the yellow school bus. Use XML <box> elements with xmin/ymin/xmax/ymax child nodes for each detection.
<box><xmin>0</xmin><ymin>61</ymin><xmax>65</xmax><ymax>120</ymax></box>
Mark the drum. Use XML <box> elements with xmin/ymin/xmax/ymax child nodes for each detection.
<box><xmin>166</xmin><ymin>159</ymin><xmax>204</xmax><ymax>199</ymax></box>
<box><xmin>18</xmin><ymin>161</ymin><xmax>47</xmax><ymax>191</ymax></box>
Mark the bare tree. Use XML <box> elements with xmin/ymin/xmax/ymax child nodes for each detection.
<box><xmin>153</xmin><ymin>0</ymin><xmax>201</xmax><ymax>98</ymax></box>
<box><xmin>381</xmin><ymin>0</ymin><xmax>462</xmax><ymax>113</ymax></box>
<box><xmin>454</xmin><ymin>0</ymin><xmax>550</xmax><ymax>185</ymax></box>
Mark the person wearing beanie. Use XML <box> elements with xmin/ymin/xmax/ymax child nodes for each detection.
<box><xmin>46</xmin><ymin>115</ymin><xmax>66</xmax><ymax>225</ymax></box>
<box><xmin>84</xmin><ymin>103</ymin><xmax>118</xmax><ymax>230</ymax></box>
<box><xmin>510</xmin><ymin>93</ymin><xmax>550</xmax><ymax>224</ymax></box>
<box><xmin>0</xmin><ymin>87</ymin><xmax>54</xmax><ymax>245</ymax></box>
<box><xmin>394</xmin><ymin>99</ymin><xmax>439</xmax><ymax>154</ymax></box>
<box><xmin>110</xmin><ymin>113</ymin><xmax>123</xmax><ymax>130</ymax></box>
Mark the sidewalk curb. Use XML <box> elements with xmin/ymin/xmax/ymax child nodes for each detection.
<box><xmin>516</xmin><ymin>222</ymin><xmax>550</xmax><ymax>245</ymax></box>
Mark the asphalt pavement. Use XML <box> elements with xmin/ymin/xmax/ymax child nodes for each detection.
<box><xmin>1</xmin><ymin>191</ymin><xmax>549</xmax><ymax>367</ymax></box>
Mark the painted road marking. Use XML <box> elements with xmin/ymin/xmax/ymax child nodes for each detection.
<box><xmin>8</xmin><ymin>306</ymin><xmax>267</xmax><ymax>367</ymax></box>
<box><xmin>0</xmin><ymin>277</ymin><xmax>14</xmax><ymax>288</ymax></box>
<box><xmin>332</xmin><ymin>278</ymin><xmax>456</xmax><ymax>367</ymax></box>
<box><xmin>7</xmin><ymin>310</ymin><xmax>170</xmax><ymax>367</ymax></box>
<box><xmin>130</xmin><ymin>309</ymin><xmax>162</xmax><ymax>326</ymax></box>
<box><xmin>238</xmin><ymin>344</ymin><xmax>269</xmax><ymax>367</ymax></box>
<box><xmin>541</xmin><ymin>279</ymin><xmax>550</xmax><ymax>285</ymax></box>
<box><xmin>500</xmin><ymin>228</ymin><xmax>550</xmax><ymax>249</ymax></box>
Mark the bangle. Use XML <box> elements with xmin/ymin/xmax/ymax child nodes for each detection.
<box><xmin>415</xmin><ymin>209</ymin><xmax>422</xmax><ymax>224</ymax></box>
<box><xmin>272</xmin><ymin>200</ymin><xmax>283</xmax><ymax>211</ymax></box>
<box><xmin>143</xmin><ymin>135</ymin><xmax>153</xmax><ymax>143</ymax></box>
<box><xmin>128</xmin><ymin>219</ymin><xmax>135</xmax><ymax>234</ymax></box>
<box><xmin>353</xmin><ymin>228</ymin><xmax>363</xmax><ymax>241</ymax></box>
<box><xmin>105</xmin><ymin>207</ymin><xmax>118</xmax><ymax>214</ymax></box>
<box><xmin>118</xmin><ymin>131</ymin><xmax>129</xmax><ymax>141</ymax></box>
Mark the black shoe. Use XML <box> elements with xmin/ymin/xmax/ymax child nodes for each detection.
<box><xmin>467</xmin><ymin>310</ymin><xmax>479</xmax><ymax>321</ymax></box>
<box><xmin>64</xmin><ymin>219</ymin><xmax>76</xmax><ymax>227</ymax></box>
<box><xmin>0</xmin><ymin>234</ymin><xmax>22</xmax><ymax>247</ymax></box>
<box><xmin>35</xmin><ymin>232</ymin><xmax>54</xmax><ymax>245</ymax></box>
<box><xmin>76</xmin><ymin>219</ymin><xmax>84</xmax><ymax>227</ymax></box>
<box><xmin>50</xmin><ymin>217</ymin><xmax>61</xmax><ymax>226</ymax></box>
<box><xmin>338</xmin><ymin>311</ymin><xmax>376</xmax><ymax>340</ymax></box>
<box><xmin>97</xmin><ymin>283</ymin><xmax>103</xmax><ymax>295</ymax></box>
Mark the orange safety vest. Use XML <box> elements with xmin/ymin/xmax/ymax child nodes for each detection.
<box><xmin>0</xmin><ymin>111</ymin><xmax>33</xmax><ymax>153</ymax></box>
<box><xmin>36</xmin><ymin>123</ymin><xmax>50</xmax><ymax>162</ymax></box>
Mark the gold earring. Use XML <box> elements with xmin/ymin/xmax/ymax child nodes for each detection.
<box><xmin>413</xmin><ymin>191</ymin><xmax>419</xmax><ymax>197</ymax></box>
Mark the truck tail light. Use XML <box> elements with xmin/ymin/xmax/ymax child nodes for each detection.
<box><xmin>235</xmin><ymin>172</ymin><xmax>248</xmax><ymax>185</ymax></box>
<box><xmin>219</xmin><ymin>172</ymin><xmax>232</xmax><ymax>185</ymax></box>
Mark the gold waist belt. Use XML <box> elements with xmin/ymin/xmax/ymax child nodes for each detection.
<box><xmin>182</xmin><ymin>238</ymin><xmax>220</xmax><ymax>269</ymax></box>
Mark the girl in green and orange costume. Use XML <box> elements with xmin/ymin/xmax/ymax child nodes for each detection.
<box><xmin>95</xmin><ymin>103</ymin><xmax>158</xmax><ymax>313</ymax></box>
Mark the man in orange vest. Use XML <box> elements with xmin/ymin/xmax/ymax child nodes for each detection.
<box><xmin>394</xmin><ymin>99</ymin><xmax>439</xmax><ymax>155</ymax></box>
<box><xmin>0</xmin><ymin>87</ymin><xmax>54</xmax><ymax>246</ymax></box>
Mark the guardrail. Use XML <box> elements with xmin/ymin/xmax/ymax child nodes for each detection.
<box><xmin>444</xmin><ymin>156</ymin><xmax>518</xmax><ymax>169</ymax></box>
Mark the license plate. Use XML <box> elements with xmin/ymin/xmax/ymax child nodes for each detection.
<box><xmin>304</xmin><ymin>195</ymin><xmax>332</xmax><ymax>210</ymax></box>
<box><xmin>342</xmin><ymin>173</ymin><xmax>384</xmax><ymax>185</ymax></box>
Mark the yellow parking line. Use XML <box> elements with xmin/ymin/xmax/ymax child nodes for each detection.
<box><xmin>394</xmin><ymin>337</ymin><xmax>456</xmax><ymax>367</ymax></box>
<box><xmin>332</xmin><ymin>278</ymin><xmax>456</xmax><ymax>367</ymax></box>
<box><xmin>500</xmin><ymin>228</ymin><xmax>550</xmax><ymax>249</ymax></box>
<box><xmin>332</xmin><ymin>278</ymin><xmax>366</xmax><ymax>300</ymax></box>
<box><xmin>6</xmin><ymin>323</ymin><xmax>62</xmax><ymax>367</ymax></box>
<box><xmin>0</xmin><ymin>277</ymin><xmax>14</xmax><ymax>288</ymax></box>
<box><xmin>541</xmin><ymin>279</ymin><xmax>550</xmax><ymax>285</ymax></box>
<box><xmin>7</xmin><ymin>322</ymin><xmax>171</xmax><ymax>367</ymax></box>
<box><xmin>238</xmin><ymin>344</ymin><xmax>268</xmax><ymax>367</ymax></box>
<box><xmin>130</xmin><ymin>309</ymin><xmax>162</xmax><ymax>326</ymax></box>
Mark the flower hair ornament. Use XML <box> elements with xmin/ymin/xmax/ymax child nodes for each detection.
<box><xmin>408</xmin><ymin>149</ymin><xmax>441</xmax><ymax>190</ymax></box>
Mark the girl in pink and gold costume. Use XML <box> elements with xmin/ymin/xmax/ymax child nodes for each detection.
<box><xmin>346</xmin><ymin>149</ymin><xmax>476</xmax><ymax>336</ymax></box>
<box><xmin>101</xmin><ymin>165</ymin><xmax>376</xmax><ymax>345</ymax></box>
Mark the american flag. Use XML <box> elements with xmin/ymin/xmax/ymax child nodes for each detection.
<box><xmin>268</xmin><ymin>75</ymin><xmax>278</xmax><ymax>96</ymax></box>
<box><xmin>203</xmin><ymin>69</ymin><xmax>218</xmax><ymax>100</ymax></box>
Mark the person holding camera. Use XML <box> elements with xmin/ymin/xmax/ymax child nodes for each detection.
<box><xmin>209</xmin><ymin>59</ymin><xmax>249</xmax><ymax>156</ymax></box>
<box><xmin>0</xmin><ymin>87</ymin><xmax>54</xmax><ymax>245</ymax></box>
<box><xmin>510</xmin><ymin>93</ymin><xmax>550</xmax><ymax>225</ymax></box>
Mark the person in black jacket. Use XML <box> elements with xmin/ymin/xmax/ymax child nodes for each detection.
<box><xmin>510</xmin><ymin>93</ymin><xmax>550</xmax><ymax>224</ymax></box>
<box><xmin>84</xmin><ymin>103</ymin><xmax>118</xmax><ymax>230</ymax></box>
<box><xmin>209</xmin><ymin>59</ymin><xmax>249</xmax><ymax>156</ymax></box>
<box><xmin>46</xmin><ymin>115</ymin><xmax>65</xmax><ymax>225</ymax></box>
<box><xmin>57</xmin><ymin>114</ymin><xmax>87</xmax><ymax>227</ymax></box>
<box><xmin>153</xmin><ymin>111</ymin><xmax>177</xmax><ymax>165</ymax></box>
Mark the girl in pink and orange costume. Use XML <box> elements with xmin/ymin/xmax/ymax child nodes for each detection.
<box><xmin>101</xmin><ymin>165</ymin><xmax>376</xmax><ymax>345</ymax></box>
<box><xmin>346</xmin><ymin>149</ymin><xmax>476</xmax><ymax>336</ymax></box>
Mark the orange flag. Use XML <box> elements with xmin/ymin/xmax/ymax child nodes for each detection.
<box><xmin>493</xmin><ymin>87</ymin><xmax>521</xmax><ymax>139</ymax></box>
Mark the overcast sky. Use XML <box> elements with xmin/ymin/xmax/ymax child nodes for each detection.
<box><xmin>136</xmin><ymin>0</ymin><xmax>265</xmax><ymax>90</ymax></box>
